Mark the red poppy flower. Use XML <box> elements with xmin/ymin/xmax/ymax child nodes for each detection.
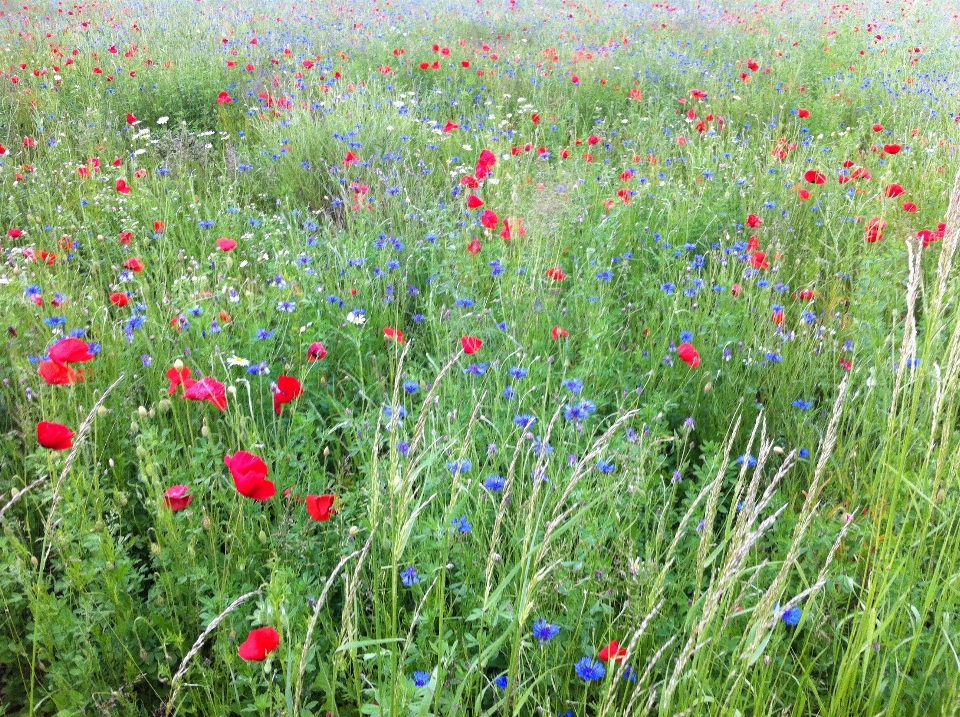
<box><xmin>442</xmin><ymin>120</ymin><xmax>459</xmax><ymax>133</ymax></box>
<box><xmin>238</xmin><ymin>626</ymin><xmax>280</xmax><ymax>661</ymax></box>
<box><xmin>677</xmin><ymin>343</ymin><xmax>701</xmax><ymax>368</ymax></box>
<box><xmin>480</xmin><ymin>209</ymin><xmax>499</xmax><ymax>229</ymax></box>
<box><xmin>461</xmin><ymin>336</ymin><xmax>483</xmax><ymax>354</ymax></box>
<box><xmin>273</xmin><ymin>374</ymin><xmax>303</xmax><ymax>415</ymax></box>
<box><xmin>383</xmin><ymin>327</ymin><xmax>406</xmax><ymax>345</ymax></box>
<box><xmin>884</xmin><ymin>183</ymin><xmax>905</xmax><ymax>198</ymax></box>
<box><xmin>794</xmin><ymin>288</ymin><xmax>815</xmax><ymax>301</ymax></box>
<box><xmin>746</xmin><ymin>213</ymin><xmax>763</xmax><ymax>228</ymax></box>
<box><xmin>466</xmin><ymin>195</ymin><xmax>485</xmax><ymax>209</ymax></box>
<box><xmin>551</xmin><ymin>325</ymin><xmax>569</xmax><ymax>340</ymax></box>
<box><xmin>217</xmin><ymin>90</ymin><xmax>233</xmax><ymax>104</ymax></box>
<box><xmin>225</xmin><ymin>451</ymin><xmax>275</xmax><ymax>501</ymax></box>
<box><xmin>598</xmin><ymin>640</ymin><xmax>627</xmax><ymax>663</ymax></box>
<box><xmin>872</xmin><ymin>123</ymin><xmax>884</xmax><ymax>132</ymax></box>
<box><xmin>126</xmin><ymin>113</ymin><xmax>138</xmax><ymax>125</ymax></box>
<box><xmin>531</xmin><ymin>112</ymin><xmax>540</xmax><ymax>124</ymax></box>
<box><xmin>164</xmin><ymin>485</ymin><xmax>193</xmax><ymax>511</ymax></box>
<box><xmin>217</xmin><ymin>237</ymin><xmax>237</xmax><ymax>251</ymax></box>
<box><xmin>864</xmin><ymin>217</ymin><xmax>886</xmax><ymax>243</ymax></box>
<box><xmin>49</xmin><ymin>337</ymin><xmax>95</xmax><ymax>364</ymax></box>
<box><xmin>747</xmin><ymin>235</ymin><xmax>760</xmax><ymax>251</ymax></box>
<box><xmin>750</xmin><ymin>251</ymin><xmax>770</xmax><ymax>269</ymax></box>
<box><xmin>883</xmin><ymin>143</ymin><xmax>902</xmax><ymax>155</ymax></box>
<box><xmin>7</xmin><ymin>228</ymin><xmax>22</xmax><ymax>239</ymax></box>
<box><xmin>124</xmin><ymin>257</ymin><xmax>145</xmax><ymax>272</ymax></box>
<box><xmin>797</xmin><ymin>188</ymin><xmax>811</xmax><ymax>201</ymax></box>
<box><xmin>460</xmin><ymin>175</ymin><xmax>479</xmax><ymax>189</ymax></box>
<box><xmin>797</xmin><ymin>108</ymin><xmax>810</xmax><ymax>118</ymax></box>
<box><xmin>475</xmin><ymin>149</ymin><xmax>496</xmax><ymax>180</ymax></box>
<box><xmin>39</xmin><ymin>361</ymin><xmax>81</xmax><ymax>385</ymax></box>
<box><xmin>918</xmin><ymin>223</ymin><xmax>947</xmax><ymax>249</ymax></box>
<box><xmin>37</xmin><ymin>421</ymin><xmax>74</xmax><ymax>450</ymax></box>
<box><xmin>746</xmin><ymin>58</ymin><xmax>760</xmax><ymax>72</ymax></box>
<box><xmin>167</xmin><ymin>365</ymin><xmax>195</xmax><ymax>394</ymax></box>
<box><xmin>772</xmin><ymin>308</ymin><xmax>785</xmax><ymax>324</ymax></box>
<box><xmin>306</xmin><ymin>494</ymin><xmax>336</xmax><ymax>521</ymax></box>
<box><xmin>546</xmin><ymin>267</ymin><xmax>567</xmax><ymax>281</ymax></box>
<box><xmin>154</xmin><ymin>221</ymin><xmax>165</xmax><ymax>233</ymax></box>
<box><xmin>119</xmin><ymin>231</ymin><xmax>133</xmax><ymax>244</ymax></box>
<box><xmin>902</xmin><ymin>202</ymin><xmax>918</xmax><ymax>213</ymax></box>
<box><xmin>501</xmin><ymin>218</ymin><xmax>525</xmax><ymax>241</ymax></box>
<box><xmin>732</xmin><ymin>283</ymin><xmax>743</xmax><ymax>297</ymax></box>
<box><xmin>183</xmin><ymin>376</ymin><xmax>227</xmax><ymax>411</ymax></box>
<box><xmin>343</xmin><ymin>150</ymin><xmax>360</xmax><ymax>166</ymax></box>
<box><xmin>109</xmin><ymin>292</ymin><xmax>129</xmax><ymax>307</ymax></box>
<box><xmin>803</xmin><ymin>170</ymin><xmax>827</xmax><ymax>185</ymax></box>
<box><xmin>115</xmin><ymin>178</ymin><xmax>131</xmax><ymax>194</ymax></box>
<box><xmin>307</xmin><ymin>341</ymin><xmax>327</xmax><ymax>361</ymax></box>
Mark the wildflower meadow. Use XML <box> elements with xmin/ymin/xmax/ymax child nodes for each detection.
<box><xmin>2</xmin><ymin>0</ymin><xmax>960</xmax><ymax>714</ymax></box>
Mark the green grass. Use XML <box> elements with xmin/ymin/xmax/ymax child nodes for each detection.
<box><xmin>1</xmin><ymin>0</ymin><xmax>960</xmax><ymax>715</ymax></box>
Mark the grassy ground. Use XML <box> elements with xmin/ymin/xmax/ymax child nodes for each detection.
<box><xmin>1</xmin><ymin>0</ymin><xmax>960</xmax><ymax>715</ymax></box>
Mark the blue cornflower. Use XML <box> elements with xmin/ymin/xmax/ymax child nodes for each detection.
<box><xmin>463</xmin><ymin>362</ymin><xmax>489</xmax><ymax>376</ymax></box>
<box><xmin>446</xmin><ymin>459</ymin><xmax>472</xmax><ymax>474</ymax></box>
<box><xmin>799</xmin><ymin>448</ymin><xmax>810</xmax><ymax>458</ymax></box>
<box><xmin>496</xmin><ymin>321</ymin><xmax>509</xmax><ymax>331</ymax></box>
<box><xmin>452</xmin><ymin>515</ymin><xmax>472</xmax><ymax>534</ymax></box>
<box><xmin>561</xmin><ymin>378</ymin><xmax>583</xmax><ymax>394</ymax></box>
<box><xmin>401</xmin><ymin>566</ymin><xmax>421</xmax><ymax>586</ymax></box>
<box><xmin>197</xmin><ymin>219</ymin><xmax>215</xmax><ymax>229</ymax></box>
<box><xmin>765</xmin><ymin>352</ymin><xmax>783</xmax><ymax>363</ymax></box>
<box><xmin>736</xmin><ymin>454</ymin><xmax>758</xmax><ymax>466</ymax></box>
<box><xmin>412</xmin><ymin>671</ymin><xmax>431</xmax><ymax>687</ymax></box>
<box><xmin>679</xmin><ymin>330</ymin><xmax>694</xmax><ymax>342</ymax></box>
<box><xmin>494</xmin><ymin>675</ymin><xmax>508</xmax><ymax>689</ymax></box>
<box><xmin>661</xmin><ymin>282</ymin><xmax>676</xmax><ymax>295</ymax></box>
<box><xmin>596</xmin><ymin>460</ymin><xmax>616</xmax><ymax>474</ymax></box>
<box><xmin>255</xmin><ymin>328</ymin><xmax>275</xmax><ymax>340</ymax></box>
<box><xmin>531</xmin><ymin>437</ymin><xmax>554</xmax><ymax>457</ymax></box>
<box><xmin>508</xmin><ymin>366</ymin><xmax>528</xmax><ymax>379</ymax></box>
<box><xmin>483</xmin><ymin>475</ymin><xmax>506</xmax><ymax>491</ymax></box>
<box><xmin>532</xmin><ymin>619</ymin><xmax>560</xmax><ymax>643</ymax></box>
<box><xmin>44</xmin><ymin>316</ymin><xmax>67</xmax><ymax>327</ymax></box>
<box><xmin>779</xmin><ymin>605</ymin><xmax>802</xmax><ymax>626</ymax></box>
<box><xmin>455</xmin><ymin>298</ymin><xmax>475</xmax><ymax>308</ymax></box>
<box><xmin>141</xmin><ymin>355</ymin><xmax>152</xmax><ymax>367</ymax></box>
<box><xmin>503</xmin><ymin>386</ymin><xmax>515</xmax><ymax>400</ymax></box>
<box><xmin>564</xmin><ymin>400</ymin><xmax>597</xmax><ymax>422</ymax></box>
<box><xmin>403</xmin><ymin>380</ymin><xmax>419</xmax><ymax>393</ymax></box>
<box><xmin>277</xmin><ymin>301</ymin><xmax>296</xmax><ymax>313</ymax></box>
<box><xmin>514</xmin><ymin>414</ymin><xmax>537</xmax><ymax>429</ymax></box>
<box><xmin>574</xmin><ymin>657</ymin><xmax>606</xmax><ymax>681</ymax></box>
<box><xmin>792</xmin><ymin>399</ymin><xmax>813</xmax><ymax>410</ymax></box>
<box><xmin>597</xmin><ymin>270</ymin><xmax>613</xmax><ymax>281</ymax></box>
<box><xmin>383</xmin><ymin>405</ymin><xmax>408</xmax><ymax>421</ymax></box>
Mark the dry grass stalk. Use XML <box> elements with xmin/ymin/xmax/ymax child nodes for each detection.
<box><xmin>164</xmin><ymin>588</ymin><xmax>261</xmax><ymax>714</ymax></box>
<box><xmin>41</xmin><ymin>375</ymin><xmax>125</xmax><ymax>566</ymax></box>
<box><xmin>295</xmin><ymin>529</ymin><xmax>375</xmax><ymax>713</ymax></box>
